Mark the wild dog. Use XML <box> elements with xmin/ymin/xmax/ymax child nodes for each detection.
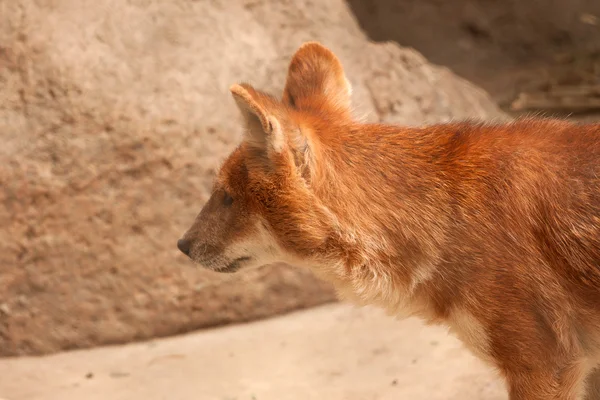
<box><xmin>178</xmin><ymin>42</ymin><xmax>600</xmax><ymax>399</ymax></box>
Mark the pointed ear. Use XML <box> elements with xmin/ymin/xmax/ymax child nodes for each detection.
<box><xmin>282</xmin><ymin>42</ymin><xmax>352</xmax><ymax>116</ymax></box>
<box><xmin>230</xmin><ymin>83</ymin><xmax>286</xmax><ymax>153</ymax></box>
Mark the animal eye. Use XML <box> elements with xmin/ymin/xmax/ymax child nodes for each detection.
<box><xmin>223</xmin><ymin>191</ymin><xmax>234</xmax><ymax>206</ymax></box>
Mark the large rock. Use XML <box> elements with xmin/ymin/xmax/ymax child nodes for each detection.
<box><xmin>0</xmin><ymin>0</ymin><xmax>507</xmax><ymax>356</ymax></box>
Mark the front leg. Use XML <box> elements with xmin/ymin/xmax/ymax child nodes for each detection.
<box><xmin>506</xmin><ymin>359</ymin><xmax>587</xmax><ymax>400</ymax></box>
<box><xmin>584</xmin><ymin>367</ymin><xmax>600</xmax><ymax>400</ymax></box>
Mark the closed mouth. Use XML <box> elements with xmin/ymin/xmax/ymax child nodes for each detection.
<box><xmin>218</xmin><ymin>256</ymin><xmax>252</xmax><ymax>273</ymax></box>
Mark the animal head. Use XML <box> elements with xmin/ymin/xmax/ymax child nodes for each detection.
<box><xmin>177</xmin><ymin>42</ymin><xmax>352</xmax><ymax>273</ymax></box>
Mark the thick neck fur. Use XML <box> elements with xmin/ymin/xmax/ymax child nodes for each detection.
<box><xmin>300</xmin><ymin>118</ymin><xmax>458</xmax><ymax>318</ymax></box>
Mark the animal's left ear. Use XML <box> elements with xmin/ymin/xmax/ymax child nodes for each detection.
<box><xmin>230</xmin><ymin>83</ymin><xmax>286</xmax><ymax>154</ymax></box>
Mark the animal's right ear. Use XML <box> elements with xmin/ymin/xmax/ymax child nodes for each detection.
<box><xmin>230</xmin><ymin>83</ymin><xmax>286</xmax><ymax>154</ymax></box>
<box><xmin>282</xmin><ymin>42</ymin><xmax>352</xmax><ymax>117</ymax></box>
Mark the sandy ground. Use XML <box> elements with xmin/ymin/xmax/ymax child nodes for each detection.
<box><xmin>0</xmin><ymin>303</ymin><xmax>507</xmax><ymax>400</ymax></box>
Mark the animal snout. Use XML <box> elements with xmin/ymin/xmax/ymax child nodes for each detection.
<box><xmin>177</xmin><ymin>238</ymin><xmax>191</xmax><ymax>257</ymax></box>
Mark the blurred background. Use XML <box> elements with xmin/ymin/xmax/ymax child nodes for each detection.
<box><xmin>0</xmin><ymin>0</ymin><xmax>598</xmax><ymax>399</ymax></box>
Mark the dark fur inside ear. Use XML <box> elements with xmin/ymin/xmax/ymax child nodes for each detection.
<box><xmin>292</xmin><ymin>135</ymin><xmax>312</xmax><ymax>182</ymax></box>
<box><xmin>283</xmin><ymin>42</ymin><xmax>352</xmax><ymax>116</ymax></box>
<box><xmin>231</xmin><ymin>84</ymin><xmax>271</xmax><ymax>134</ymax></box>
<box><xmin>230</xmin><ymin>83</ymin><xmax>286</xmax><ymax>154</ymax></box>
<box><xmin>231</xmin><ymin>83</ymin><xmax>315</xmax><ymax>183</ymax></box>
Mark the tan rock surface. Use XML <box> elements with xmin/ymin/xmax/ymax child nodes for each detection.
<box><xmin>0</xmin><ymin>0</ymin><xmax>506</xmax><ymax>356</ymax></box>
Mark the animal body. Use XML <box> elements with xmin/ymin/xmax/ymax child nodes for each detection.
<box><xmin>178</xmin><ymin>41</ymin><xmax>600</xmax><ymax>399</ymax></box>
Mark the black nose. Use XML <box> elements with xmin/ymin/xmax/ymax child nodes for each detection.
<box><xmin>177</xmin><ymin>238</ymin><xmax>191</xmax><ymax>256</ymax></box>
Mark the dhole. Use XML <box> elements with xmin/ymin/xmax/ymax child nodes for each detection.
<box><xmin>178</xmin><ymin>42</ymin><xmax>600</xmax><ymax>399</ymax></box>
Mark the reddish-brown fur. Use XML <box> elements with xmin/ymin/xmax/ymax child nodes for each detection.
<box><xmin>178</xmin><ymin>42</ymin><xmax>600</xmax><ymax>399</ymax></box>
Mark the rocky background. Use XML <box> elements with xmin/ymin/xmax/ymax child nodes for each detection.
<box><xmin>349</xmin><ymin>0</ymin><xmax>600</xmax><ymax>109</ymax></box>
<box><xmin>1</xmin><ymin>0</ymin><xmax>596</xmax><ymax>357</ymax></box>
